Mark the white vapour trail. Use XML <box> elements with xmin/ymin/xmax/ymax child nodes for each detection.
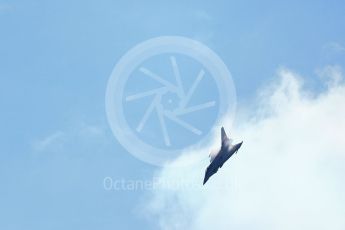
<box><xmin>144</xmin><ymin>67</ymin><xmax>345</xmax><ymax>230</ymax></box>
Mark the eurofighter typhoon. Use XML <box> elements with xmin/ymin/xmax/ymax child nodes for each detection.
<box><xmin>203</xmin><ymin>127</ymin><xmax>243</xmax><ymax>185</ymax></box>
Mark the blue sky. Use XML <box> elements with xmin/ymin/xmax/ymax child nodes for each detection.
<box><xmin>1</xmin><ymin>0</ymin><xmax>345</xmax><ymax>229</ymax></box>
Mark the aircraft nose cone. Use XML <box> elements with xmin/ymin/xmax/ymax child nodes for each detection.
<box><xmin>203</xmin><ymin>175</ymin><xmax>209</xmax><ymax>185</ymax></box>
<box><xmin>238</xmin><ymin>141</ymin><xmax>243</xmax><ymax>148</ymax></box>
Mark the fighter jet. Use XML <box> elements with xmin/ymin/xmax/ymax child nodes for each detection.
<box><xmin>203</xmin><ymin>127</ymin><xmax>243</xmax><ymax>185</ymax></box>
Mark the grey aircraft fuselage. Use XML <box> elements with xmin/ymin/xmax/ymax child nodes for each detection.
<box><xmin>203</xmin><ymin>127</ymin><xmax>243</xmax><ymax>185</ymax></box>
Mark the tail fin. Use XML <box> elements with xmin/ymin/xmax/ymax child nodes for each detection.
<box><xmin>221</xmin><ymin>127</ymin><xmax>228</xmax><ymax>144</ymax></box>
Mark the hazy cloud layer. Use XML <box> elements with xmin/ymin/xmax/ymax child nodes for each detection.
<box><xmin>31</xmin><ymin>122</ymin><xmax>107</xmax><ymax>155</ymax></box>
<box><xmin>145</xmin><ymin>66</ymin><xmax>345</xmax><ymax>230</ymax></box>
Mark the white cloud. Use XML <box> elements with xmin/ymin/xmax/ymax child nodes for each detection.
<box><xmin>31</xmin><ymin>122</ymin><xmax>107</xmax><ymax>154</ymax></box>
<box><xmin>144</xmin><ymin>66</ymin><xmax>345</xmax><ymax>230</ymax></box>
<box><xmin>32</xmin><ymin>131</ymin><xmax>66</xmax><ymax>152</ymax></box>
<box><xmin>316</xmin><ymin>65</ymin><xmax>343</xmax><ymax>87</ymax></box>
<box><xmin>324</xmin><ymin>42</ymin><xmax>345</xmax><ymax>53</ymax></box>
